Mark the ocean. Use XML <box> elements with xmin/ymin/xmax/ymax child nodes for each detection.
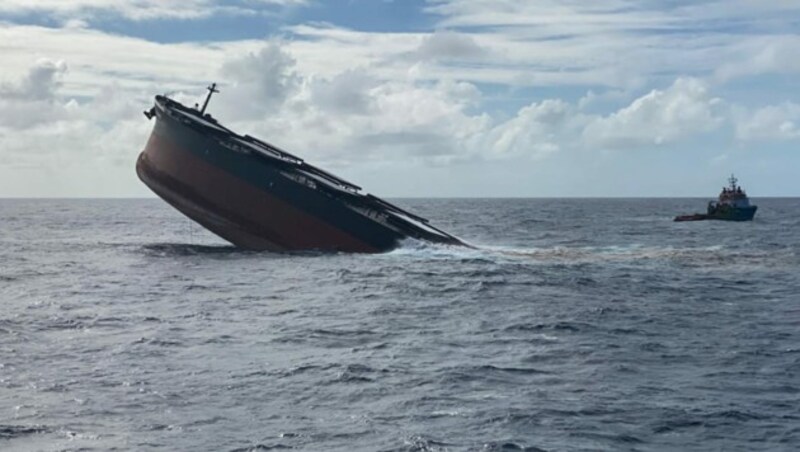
<box><xmin>1</xmin><ymin>198</ymin><xmax>798</xmax><ymax>451</ymax></box>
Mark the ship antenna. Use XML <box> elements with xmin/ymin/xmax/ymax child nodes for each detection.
<box><xmin>728</xmin><ymin>173</ymin><xmax>737</xmax><ymax>191</ymax></box>
<box><xmin>200</xmin><ymin>82</ymin><xmax>219</xmax><ymax>115</ymax></box>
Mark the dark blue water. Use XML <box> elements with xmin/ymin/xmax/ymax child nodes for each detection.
<box><xmin>1</xmin><ymin>198</ymin><xmax>799</xmax><ymax>451</ymax></box>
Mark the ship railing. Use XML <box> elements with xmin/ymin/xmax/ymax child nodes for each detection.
<box><xmin>157</xmin><ymin>96</ymin><xmax>362</xmax><ymax>193</ymax></box>
<box><xmin>365</xmin><ymin>195</ymin><xmax>431</xmax><ymax>224</ymax></box>
<box><xmin>242</xmin><ymin>135</ymin><xmax>304</xmax><ymax>165</ymax></box>
<box><xmin>381</xmin><ymin>208</ymin><xmax>464</xmax><ymax>244</ymax></box>
<box><xmin>158</xmin><ymin>97</ymin><xmax>236</xmax><ymax>137</ymax></box>
<box><xmin>242</xmin><ymin>135</ymin><xmax>362</xmax><ymax>193</ymax></box>
<box><xmin>299</xmin><ymin>163</ymin><xmax>362</xmax><ymax>193</ymax></box>
<box><xmin>294</xmin><ymin>169</ymin><xmax>361</xmax><ymax>197</ymax></box>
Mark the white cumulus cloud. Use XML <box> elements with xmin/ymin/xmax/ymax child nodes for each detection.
<box><xmin>735</xmin><ymin>102</ymin><xmax>800</xmax><ymax>141</ymax></box>
<box><xmin>0</xmin><ymin>59</ymin><xmax>70</xmax><ymax>129</ymax></box>
<box><xmin>582</xmin><ymin>78</ymin><xmax>724</xmax><ymax>148</ymax></box>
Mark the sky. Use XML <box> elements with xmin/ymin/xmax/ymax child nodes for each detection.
<box><xmin>1</xmin><ymin>0</ymin><xmax>799</xmax><ymax>197</ymax></box>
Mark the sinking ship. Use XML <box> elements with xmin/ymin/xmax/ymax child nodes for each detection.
<box><xmin>136</xmin><ymin>84</ymin><xmax>467</xmax><ymax>252</ymax></box>
<box><xmin>674</xmin><ymin>175</ymin><xmax>758</xmax><ymax>222</ymax></box>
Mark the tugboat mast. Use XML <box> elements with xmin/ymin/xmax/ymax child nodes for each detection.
<box><xmin>200</xmin><ymin>82</ymin><xmax>219</xmax><ymax>115</ymax></box>
<box><xmin>728</xmin><ymin>174</ymin><xmax>738</xmax><ymax>191</ymax></box>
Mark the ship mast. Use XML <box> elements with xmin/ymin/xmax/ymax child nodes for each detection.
<box><xmin>200</xmin><ymin>83</ymin><xmax>219</xmax><ymax>115</ymax></box>
<box><xmin>728</xmin><ymin>174</ymin><xmax>738</xmax><ymax>191</ymax></box>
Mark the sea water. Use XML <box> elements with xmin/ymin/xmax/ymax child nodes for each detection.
<box><xmin>1</xmin><ymin>198</ymin><xmax>798</xmax><ymax>451</ymax></box>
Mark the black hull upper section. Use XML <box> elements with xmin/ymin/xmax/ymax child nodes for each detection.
<box><xmin>674</xmin><ymin>204</ymin><xmax>757</xmax><ymax>222</ymax></box>
<box><xmin>137</xmin><ymin>95</ymin><xmax>467</xmax><ymax>252</ymax></box>
<box><xmin>674</xmin><ymin>208</ymin><xmax>758</xmax><ymax>222</ymax></box>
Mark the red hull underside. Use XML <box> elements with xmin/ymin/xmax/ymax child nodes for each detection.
<box><xmin>137</xmin><ymin>133</ymin><xmax>382</xmax><ymax>252</ymax></box>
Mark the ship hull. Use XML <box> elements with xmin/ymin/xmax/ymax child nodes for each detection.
<box><xmin>674</xmin><ymin>206</ymin><xmax>757</xmax><ymax>222</ymax></box>
<box><xmin>136</xmin><ymin>100</ymin><xmax>429</xmax><ymax>252</ymax></box>
<box><xmin>709</xmin><ymin>206</ymin><xmax>757</xmax><ymax>221</ymax></box>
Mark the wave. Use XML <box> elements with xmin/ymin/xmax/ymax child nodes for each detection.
<box><xmin>0</xmin><ymin>424</ymin><xmax>49</xmax><ymax>439</ymax></box>
<box><xmin>140</xmin><ymin>242</ymin><xmax>245</xmax><ymax>256</ymax></box>
<box><xmin>229</xmin><ymin>444</ymin><xmax>293</xmax><ymax>451</ymax></box>
<box><xmin>138</xmin><ymin>242</ymin><xmax>357</xmax><ymax>258</ymax></box>
<box><xmin>481</xmin><ymin>442</ymin><xmax>549</xmax><ymax>452</ymax></box>
<box><xmin>388</xmin><ymin>240</ymin><xmax>794</xmax><ymax>268</ymax></box>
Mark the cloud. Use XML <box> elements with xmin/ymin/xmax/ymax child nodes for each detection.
<box><xmin>0</xmin><ymin>0</ymin><xmax>309</xmax><ymax>21</ymax></box>
<box><xmin>310</xmin><ymin>70</ymin><xmax>379</xmax><ymax>115</ymax></box>
<box><xmin>582</xmin><ymin>78</ymin><xmax>724</xmax><ymax>148</ymax></box>
<box><xmin>423</xmin><ymin>0</ymin><xmax>800</xmax><ymax>89</ymax></box>
<box><xmin>227</xmin><ymin>74</ymin><xmax>491</xmax><ymax>167</ymax></box>
<box><xmin>0</xmin><ymin>43</ymin><xmax>750</xmax><ymax>196</ymax></box>
<box><xmin>427</xmin><ymin>0</ymin><xmax>800</xmax><ymax>32</ymax></box>
<box><xmin>0</xmin><ymin>59</ymin><xmax>70</xmax><ymax>129</ymax></box>
<box><xmin>414</xmin><ymin>31</ymin><xmax>488</xmax><ymax>61</ymax></box>
<box><xmin>483</xmin><ymin>99</ymin><xmax>585</xmax><ymax>160</ymax></box>
<box><xmin>1</xmin><ymin>3</ymin><xmax>799</xmax><ymax>197</ymax></box>
<box><xmin>735</xmin><ymin>102</ymin><xmax>800</xmax><ymax>141</ymax></box>
<box><xmin>1</xmin><ymin>58</ymin><xmax>67</xmax><ymax>101</ymax></box>
<box><xmin>715</xmin><ymin>35</ymin><xmax>800</xmax><ymax>81</ymax></box>
<box><xmin>338</xmin><ymin>79</ymin><xmax>489</xmax><ymax>164</ymax></box>
<box><xmin>5</xmin><ymin>1</ymin><xmax>798</xmax><ymax>95</ymax></box>
<box><xmin>211</xmin><ymin>43</ymin><xmax>739</xmax><ymax>166</ymax></box>
<box><xmin>0</xmin><ymin>24</ymin><xmax>231</xmax><ymax>98</ymax></box>
<box><xmin>218</xmin><ymin>43</ymin><xmax>302</xmax><ymax>119</ymax></box>
<box><xmin>0</xmin><ymin>57</ymin><xmax>152</xmax><ymax>193</ymax></box>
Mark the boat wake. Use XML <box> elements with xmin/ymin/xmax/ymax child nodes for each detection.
<box><xmin>133</xmin><ymin>238</ymin><xmax>796</xmax><ymax>271</ymax></box>
<box><xmin>388</xmin><ymin>240</ymin><xmax>793</xmax><ymax>269</ymax></box>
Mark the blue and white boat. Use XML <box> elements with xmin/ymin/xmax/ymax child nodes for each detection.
<box><xmin>675</xmin><ymin>175</ymin><xmax>757</xmax><ymax>222</ymax></box>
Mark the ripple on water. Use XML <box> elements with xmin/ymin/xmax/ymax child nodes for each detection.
<box><xmin>2</xmin><ymin>198</ymin><xmax>799</xmax><ymax>451</ymax></box>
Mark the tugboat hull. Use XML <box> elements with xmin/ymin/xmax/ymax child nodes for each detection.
<box><xmin>673</xmin><ymin>207</ymin><xmax>757</xmax><ymax>222</ymax></box>
<box><xmin>674</xmin><ymin>213</ymin><xmax>709</xmax><ymax>222</ymax></box>
<box><xmin>708</xmin><ymin>206</ymin><xmax>757</xmax><ymax>221</ymax></box>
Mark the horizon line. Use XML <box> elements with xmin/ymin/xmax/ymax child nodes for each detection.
<box><xmin>2</xmin><ymin>195</ymin><xmax>800</xmax><ymax>200</ymax></box>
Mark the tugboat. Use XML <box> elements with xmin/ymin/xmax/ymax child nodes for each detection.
<box><xmin>674</xmin><ymin>175</ymin><xmax>757</xmax><ymax>222</ymax></box>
